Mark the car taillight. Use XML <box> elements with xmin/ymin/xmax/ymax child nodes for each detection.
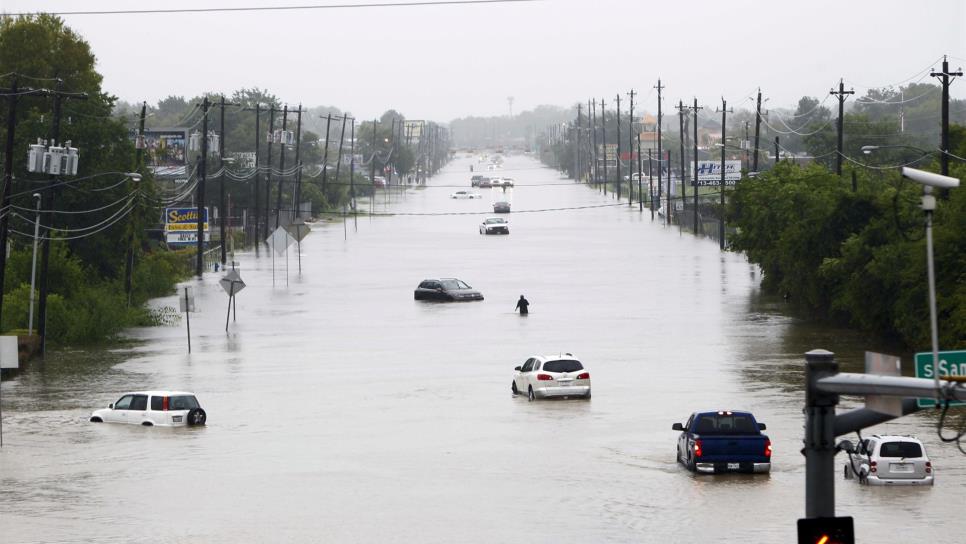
<box><xmin>764</xmin><ymin>439</ymin><xmax>772</xmax><ymax>458</ymax></box>
<box><xmin>870</xmin><ymin>461</ymin><xmax>877</xmax><ymax>473</ymax></box>
<box><xmin>577</xmin><ymin>372</ymin><xmax>590</xmax><ymax>380</ymax></box>
<box><xmin>537</xmin><ymin>374</ymin><xmax>554</xmax><ymax>381</ymax></box>
<box><xmin>162</xmin><ymin>396</ymin><xmax>169</xmax><ymax>411</ymax></box>
<box><xmin>693</xmin><ymin>439</ymin><xmax>703</xmax><ymax>458</ymax></box>
<box><xmin>925</xmin><ymin>461</ymin><xmax>932</xmax><ymax>474</ymax></box>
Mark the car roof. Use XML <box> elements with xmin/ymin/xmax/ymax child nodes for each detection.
<box><xmin>484</xmin><ymin>216</ymin><xmax>507</xmax><ymax>221</ymax></box>
<box><xmin>533</xmin><ymin>353</ymin><xmax>580</xmax><ymax>361</ymax></box>
<box><xmin>692</xmin><ymin>410</ymin><xmax>755</xmax><ymax>416</ymax></box>
<box><xmin>869</xmin><ymin>435</ymin><xmax>924</xmax><ymax>443</ymax></box>
<box><xmin>116</xmin><ymin>391</ymin><xmax>196</xmax><ymax>396</ymax></box>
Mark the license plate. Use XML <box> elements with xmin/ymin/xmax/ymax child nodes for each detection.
<box><xmin>172</xmin><ymin>416</ymin><xmax>183</xmax><ymax>423</ymax></box>
<box><xmin>890</xmin><ymin>463</ymin><xmax>913</xmax><ymax>473</ymax></box>
<box><xmin>727</xmin><ymin>463</ymin><xmax>740</xmax><ymax>470</ymax></box>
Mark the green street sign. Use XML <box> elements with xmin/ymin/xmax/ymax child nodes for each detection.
<box><xmin>915</xmin><ymin>350</ymin><xmax>966</xmax><ymax>408</ymax></box>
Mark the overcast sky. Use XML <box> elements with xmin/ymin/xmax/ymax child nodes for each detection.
<box><xmin>5</xmin><ymin>0</ymin><xmax>965</xmax><ymax>121</ymax></box>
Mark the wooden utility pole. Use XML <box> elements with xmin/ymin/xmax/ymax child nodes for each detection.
<box><xmin>253</xmin><ymin>103</ymin><xmax>261</xmax><ymax>255</ymax></box>
<box><xmin>125</xmin><ymin>101</ymin><xmax>147</xmax><ymax>301</ymax></box>
<box><xmin>690</xmin><ymin>98</ymin><xmax>702</xmax><ymax>234</ymax></box>
<box><xmin>753</xmin><ymin>88</ymin><xmax>764</xmax><ymax>173</ymax></box>
<box><xmin>264</xmin><ymin>105</ymin><xmax>276</xmax><ymax>241</ymax></box>
<box><xmin>654</xmin><ymin>79</ymin><xmax>664</xmax><ymax>224</ymax></box>
<box><xmin>627</xmin><ymin>89</ymin><xmax>636</xmax><ymax>206</ymax></box>
<box><xmin>615</xmin><ymin>94</ymin><xmax>622</xmax><ymax>200</ymax></box>
<box><xmin>321</xmin><ymin>113</ymin><xmax>333</xmax><ymax>198</ymax></box>
<box><xmin>591</xmin><ymin>99</ymin><xmax>598</xmax><ymax>187</ymax></box>
<box><xmin>717</xmin><ymin>98</ymin><xmax>733</xmax><ymax>250</ymax></box>
<box><xmin>830</xmin><ymin>79</ymin><xmax>854</xmax><ymax>175</ymax></box>
<box><xmin>275</xmin><ymin>104</ymin><xmax>288</xmax><ymax>229</ymax></box>
<box><xmin>677</xmin><ymin>100</ymin><xmax>687</xmax><ymax>219</ymax></box>
<box><xmin>931</xmin><ymin>56</ymin><xmax>963</xmax><ymax>176</ymax></box>
<box><xmin>600</xmin><ymin>98</ymin><xmax>607</xmax><ymax>195</ymax></box>
<box><xmin>196</xmin><ymin>96</ymin><xmax>209</xmax><ymax>277</ymax></box>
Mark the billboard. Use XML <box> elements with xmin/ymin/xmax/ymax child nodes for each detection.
<box><xmin>164</xmin><ymin>207</ymin><xmax>208</xmax><ymax>246</ymax></box>
<box><xmin>692</xmin><ymin>160</ymin><xmax>742</xmax><ymax>186</ymax></box>
<box><xmin>403</xmin><ymin>120</ymin><xmax>424</xmax><ymax>139</ymax></box>
<box><xmin>144</xmin><ymin>129</ymin><xmax>187</xmax><ymax>177</ymax></box>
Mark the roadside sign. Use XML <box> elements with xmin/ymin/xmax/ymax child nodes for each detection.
<box><xmin>284</xmin><ymin>220</ymin><xmax>310</xmax><ymax>242</ymax></box>
<box><xmin>219</xmin><ymin>269</ymin><xmax>246</xmax><ymax>296</ymax></box>
<box><xmin>0</xmin><ymin>336</ymin><xmax>19</xmax><ymax>369</ymax></box>
<box><xmin>267</xmin><ymin>226</ymin><xmax>295</xmax><ymax>256</ymax></box>
<box><xmin>915</xmin><ymin>350</ymin><xmax>966</xmax><ymax>408</ymax></box>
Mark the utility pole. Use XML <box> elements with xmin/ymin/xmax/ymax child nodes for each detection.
<box><xmin>628</xmin><ymin>89</ymin><xmax>636</xmax><ymax>206</ymax></box>
<box><xmin>350</xmin><ymin>119</ymin><xmax>357</xmax><ymax>231</ymax></box>
<box><xmin>125</xmin><ymin>101</ymin><xmax>147</xmax><ymax>301</ymax></box>
<box><xmin>677</xmin><ymin>100</ymin><xmax>687</xmax><ymax>219</ymax></box>
<box><xmin>615</xmin><ymin>94</ymin><xmax>622</xmax><ymax>200</ymax></box>
<box><xmin>752</xmin><ymin>88</ymin><xmax>764</xmax><ymax>173</ymax></box>
<box><xmin>0</xmin><ymin>77</ymin><xmax>20</xmax><ymax>329</ymax></box>
<box><xmin>600</xmin><ymin>98</ymin><xmax>607</xmax><ymax>195</ymax></box>
<box><xmin>775</xmin><ymin>136</ymin><xmax>780</xmax><ymax>166</ymax></box>
<box><xmin>717</xmin><ymin>98</ymin><xmax>732</xmax><ymax>250</ymax></box>
<box><xmin>38</xmin><ymin>81</ymin><xmax>87</xmax><ymax>353</ymax></box>
<box><xmin>218</xmin><ymin>96</ymin><xmax>241</xmax><ymax>265</ymax></box>
<box><xmin>388</xmin><ymin>117</ymin><xmax>396</xmax><ymax>186</ymax></box>
<box><xmin>591</xmin><ymin>99</ymin><xmax>598</xmax><ymax>187</ymax></box>
<box><xmin>636</xmin><ymin>128</ymin><xmax>643</xmax><ymax>212</ymax></box>
<box><xmin>196</xmin><ymin>96</ymin><xmax>209</xmax><ymax>277</ymax></box>
<box><xmin>931</xmin><ymin>56</ymin><xmax>963</xmax><ymax>176</ymax></box>
<box><xmin>370</xmin><ymin>118</ymin><xmax>378</xmax><ymax>194</ymax></box>
<box><xmin>293</xmin><ymin>105</ymin><xmax>304</xmax><ymax>220</ymax></box>
<box><xmin>264</xmin><ymin>105</ymin><xmax>276</xmax><ymax>242</ymax></box>
<box><xmin>253</xmin><ymin>103</ymin><xmax>261</xmax><ymax>255</ymax></box>
<box><xmin>334</xmin><ymin>115</ymin><xmax>347</xmax><ymax>200</ymax></box>
<box><xmin>655</xmin><ymin>79</ymin><xmax>664</xmax><ymax>224</ymax></box>
<box><xmin>691</xmin><ymin>98</ymin><xmax>702</xmax><ymax>235</ymax></box>
<box><xmin>275</xmin><ymin>104</ymin><xmax>288</xmax><ymax>229</ymax></box>
<box><xmin>321</xmin><ymin>113</ymin><xmax>333</xmax><ymax>199</ymax></box>
<box><xmin>830</xmin><ymin>79</ymin><xmax>854</xmax><ymax>176</ymax></box>
<box><xmin>744</xmin><ymin>121</ymin><xmax>750</xmax><ymax>172</ymax></box>
<box><xmin>575</xmin><ymin>104</ymin><xmax>582</xmax><ymax>182</ymax></box>
<box><xmin>647</xmin><ymin>148</ymin><xmax>654</xmax><ymax>219</ymax></box>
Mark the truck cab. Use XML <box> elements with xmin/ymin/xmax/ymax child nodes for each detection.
<box><xmin>672</xmin><ymin>410</ymin><xmax>771</xmax><ymax>474</ymax></box>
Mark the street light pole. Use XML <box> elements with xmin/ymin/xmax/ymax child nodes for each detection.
<box><xmin>28</xmin><ymin>193</ymin><xmax>41</xmax><ymax>336</ymax></box>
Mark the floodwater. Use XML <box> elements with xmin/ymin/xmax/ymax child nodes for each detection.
<box><xmin>1</xmin><ymin>155</ymin><xmax>963</xmax><ymax>543</ymax></box>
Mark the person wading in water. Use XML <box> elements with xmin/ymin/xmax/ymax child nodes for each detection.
<box><xmin>515</xmin><ymin>295</ymin><xmax>530</xmax><ymax>315</ymax></box>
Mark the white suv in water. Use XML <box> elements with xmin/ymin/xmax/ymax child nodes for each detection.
<box><xmin>844</xmin><ymin>435</ymin><xmax>934</xmax><ymax>486</ymax></box>
<box><xmin>511</xmin><ymin>354</ymin><xmax>591</xmax><ymax>401</ymax></box>
<box><xmin>90</xmin><ymin>391</ymin><xmax>207</xmax><ymax>427</ymax></box>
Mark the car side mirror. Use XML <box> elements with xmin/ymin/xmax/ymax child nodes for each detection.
<box><xmin>109</xmin><ymin>403</ymin><xmax>114</xmax><ymax>409</ymax></box>
<box><xmin>758</xmin><ymin>423</ymin><xmax>767</xmax><ymax>431</ymax></box>
<box><xmin>514</xmin><ymin>366</ymin><xmax>521</xmax><ymax>371</ymax></box>
<box><xmin>671</xmin><ymin>423</ymin><xmax>684</xmax><ymax>431</ymax></box>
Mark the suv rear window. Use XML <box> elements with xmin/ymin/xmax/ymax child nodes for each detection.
<box><xmin>542</xmin><ymin>360</ymin><xmax>583</xmax><ymax>373</ymax></box>
<box><xmin>169</xmin><ymin>396</ymin><xmax>200</xmax><ymax>410</ymax></box>
<box><xmin>879</xmin><ymin>441</ymin><xmax>923</xmax><ymax>458</ymax></box>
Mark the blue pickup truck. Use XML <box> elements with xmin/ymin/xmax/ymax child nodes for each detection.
<box><xmin>672</xmin><ymin>410</ymin><xmax>772</xmax><ymax>474</ymax></box>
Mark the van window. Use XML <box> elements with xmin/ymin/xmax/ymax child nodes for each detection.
<box><xmin>150</xmin><ymin>396</ymin><xmax>163</xmax><ymax>411</ymax></box>
<box><xmin>130</xmin><ymin>395</ymin><xmax>148</xmax><ymax>411</ymax></box>
<box><xmin>879</xmin><ymin>441</ymin><xmax>923</xmax><ymax>458</ymax></box>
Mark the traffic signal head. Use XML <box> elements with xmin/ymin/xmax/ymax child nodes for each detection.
<box><xmin>797</xmin><ymin>516</ymin><xmax>854</xmax><ymax>544</ymax></box>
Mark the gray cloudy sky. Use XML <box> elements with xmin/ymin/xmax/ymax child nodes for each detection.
<box><xmin>5</xmin><ymin>0</ymin><xmax>965</xmax><ymax>121</ymax></box>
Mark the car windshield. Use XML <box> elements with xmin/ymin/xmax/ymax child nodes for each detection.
<box><xmin>485</xmin><ymin>218</ymin><xmax>505</xmax><ymax>224</ymax></box>
<box><xmin>879</xmin><ymin>441</ymin><xmax>923</xmax><ymax>458</ymax></box>
<box><xmin>542</xmin><ymin>359</ymin><xmax>583</xmax><ymax>373</ymax></box>
<box><xmin>693</xmin><ymin>414</ymin><xmax>758</xmax><ymax>434</ymax></box>
<box><xmin>168</xmin><ymin>395</ymin><xmax>200</xmax><ymax>411</ymax></box>
<box><xmin>440</xmin><ymin>279</ymin><xmax>470</xmax><ymax>290</ymax></box>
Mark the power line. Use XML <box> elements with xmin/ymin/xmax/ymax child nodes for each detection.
<box><xmin>5</xmin><ymin>0</ymin><xmax>539</xmax><ymax>17</ymax></box>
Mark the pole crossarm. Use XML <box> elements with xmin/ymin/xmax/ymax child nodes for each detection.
<box><xmin>817</xmin><ymin>373</ymin><xmax>966</xmax><ymax>401</ymax></box>
<box><xmin>832</xmin><ymin>399</ymin><xmax>921</xmax><ymax>437</ymax></box>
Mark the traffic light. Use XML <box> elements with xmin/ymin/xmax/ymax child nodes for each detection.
<box><xmin>797</xmin><ymin>516</ymin><xmax>854</xmax><ymax>544</ymax></box>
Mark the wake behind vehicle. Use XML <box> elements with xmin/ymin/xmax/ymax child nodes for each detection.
<box><xmin>511</xmin><ymin>354</ymin><xmax>591</xmax><ymax>401</ymax></box>
<box><xmin>90</xmin><ymin>391</ymin><xmax>207</xmax><ymax>427</ymax></box>
<box><xmin>480</xmin><ymin>217</ymin><xmax>509</xmax><ymax>235</ymax></box>
<box><xmin>843</xmin><ymin>435</ymin><xmax>934</xmax><ymax>486</ymax></box>
<box><xmin>672</xmin><ymin>410</ymin><xmax>771</xmax><ymax>473</ymax></box>
<box><xmin>414</xmin><ymin>278</ymin><xmax>484</xmax><ymax>301</ymax></box>
<box><xmin>451</xmin><ymin>190</ymin><xmax>482</xmax><ymax>199</ymax></box>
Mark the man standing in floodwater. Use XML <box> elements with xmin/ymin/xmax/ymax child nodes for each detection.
<box><xmin>515</xmin><ymin>295</ymin><xmax>530</xmax><ymax>315</ymax></box>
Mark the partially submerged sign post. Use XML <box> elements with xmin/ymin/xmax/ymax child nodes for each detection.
<box><xmin>285</xmin><ymin>220</ymin><xmax>311</xmax><ymax>275</ymax></box>
<box><xmin>0</xmin><ymin>335</ymin><xmax>20</xmax><ymax>447</ymax></box>
<box><xmin>219</xmin><ymin>267</ymin><xmax>246</xmax><ymax>332</ymax></box>
<box><xmin>180</xmin><ymin>286</ymin><xmax>196</xmax><ymax>353</ymax></box>
<box><xmin>267</xmin><ymin>226</ymin><xmax>295</xmax><ymax>286</ymax></box>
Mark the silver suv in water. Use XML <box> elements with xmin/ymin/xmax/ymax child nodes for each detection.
<box><xmin>844</xmin><ymin>435</ymin><xmax>934</xmax><ymax>486</ymax></box>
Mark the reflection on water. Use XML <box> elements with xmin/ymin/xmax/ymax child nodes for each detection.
<box><xmin>1</xmin><ymin>154</ymin><xmax>963</xmax><ymax>543</ymax></box>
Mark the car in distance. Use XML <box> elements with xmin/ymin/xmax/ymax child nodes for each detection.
<box><xmin>413</xmin><ymin>278</ymin><xmax>484</xmax><ymax>301</ymax></box>
<box><xmin>90</xmin><ymin>391</ymin><xmax>207</xmax><ymax>427</ymax></box>
<box><xmin>451</xmin><ymin>190</ymin><xmax>482</xmax><ymax>199</ymax></box>
<box><xmin>511</xmin><ymin>354</ymin><xmax>591</xmax><ymax>401</ymax></box>
<box><xmin>493</xmin><ymin>200</ymin><xmax>511</xmax><ymax>213</ymax></box>
<box><xmin>843</xmin><ymin>435</ymin><xmax>934</xmax><ymax>486</ymax></box>
<box><xmin>372</xmin><ymin>175</ymin><xmax>387</xmax><ymax>188</ymax></box>
<box><xmin>480</xmin><ymin>217</ymin><xmax>509</xmax><ymax>235</ymax></box>
<box><xmin>471</xmin><ymin>175</ymin><xmax>485</xmax><ymax>187</ymax></box>
<box><xmin>672</xmin><ymin>410</ymin><xmax>771</xmax><ymax>474</ymax></box>
<box><xmin>479</xmin><ymin>177</ymin><xmax>493</xmax><ymax>188</ymax></box>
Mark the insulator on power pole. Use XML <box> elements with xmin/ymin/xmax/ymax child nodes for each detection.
<box><xmin>27</xmin><ymin>139</ymin><xmax>47</xmax><ymax>173</ymax></box>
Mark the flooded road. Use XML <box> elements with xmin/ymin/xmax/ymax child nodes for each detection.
<box><xmin>2</xmin><ymin>154</ymin><xmax>964</xmax><ymax>543</ymax></box>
